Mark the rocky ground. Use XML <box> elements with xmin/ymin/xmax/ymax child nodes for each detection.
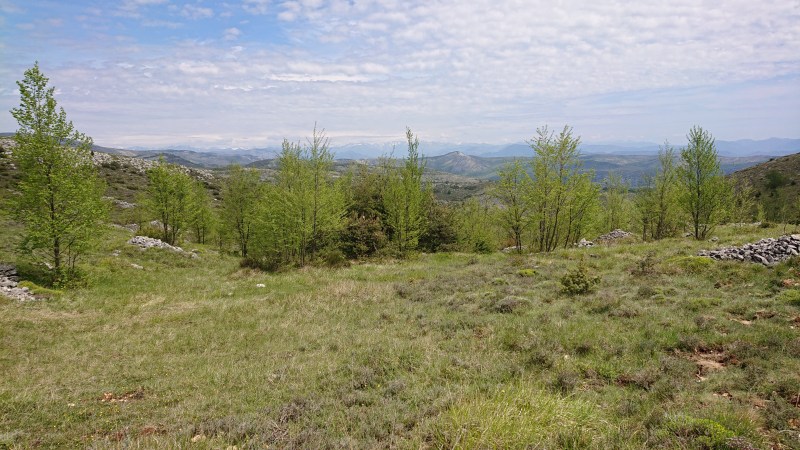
<box><xmin>699</xmin><ymin>234</ymin><xmax>800</xmax><ymax>265</ymax></box>
<box><xmin>597</xmin><ymin>229</ymin><xmax>635</xmax><ymax>242</ymax></box>
<box><xmin>1</xmin><ymin>137</ymin><xmax>215</xmax><ymax>183</ymax></box>
<box><xmin>577</xmin><ymin>229</ymin><xmax>635</xmax><ymax>248</ymax></box>
<box><xmin>0</xmin><ymin>263</ymin><xmax>34</xmax><ymax>301</ymax></box>
<box><xmin>127</xmin><ymin>236</ymin><xmax>199</xmax><ymax>258</ymax></box>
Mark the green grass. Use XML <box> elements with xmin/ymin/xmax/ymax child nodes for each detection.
<box><xmin>1</xmin><ymin>222</ymin><xmax>799</xmax><ymax>448</ymax></box>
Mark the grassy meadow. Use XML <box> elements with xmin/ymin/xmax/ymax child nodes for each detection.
<box><xmin>1</xmin><ymin>218</ymin><xmax>800</xmax><ymax>449</ymax></box>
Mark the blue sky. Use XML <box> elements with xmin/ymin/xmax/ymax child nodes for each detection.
<box><xmin>1</xmin><ymin>0</ymin><xmax>799</xmax><ymax>149</ymax></box>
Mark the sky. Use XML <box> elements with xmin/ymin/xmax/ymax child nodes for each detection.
<box><xmin>1</xmin><ymin>0</ymin><xmax>799</xmax><ymax>150</ymax></box>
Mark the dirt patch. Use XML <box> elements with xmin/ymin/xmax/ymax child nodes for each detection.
<box><xmin>753</xmin><ymin>309</ymin><xmax>777</xmax><ymax>320</ymax></box>
<box><xmin>731</xmin><ymin>318</ymin><xmax>753</xmax><ymax>326</ymax></box>
<box><xmin>139</xmin><ymin>425</ymin><xmax>166</xmax><ymax>436</ymax></box>
<box><xmin>100</xmin><ymin>388</ymin><xmax>145</xmax><ymax>403</ymax></box>
<box><xmin>684</xmin><ymin>350</ymin><xmax>735</xmax><ymax>381</ymax></box>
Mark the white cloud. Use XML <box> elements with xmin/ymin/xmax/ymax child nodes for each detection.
<box><xmin>141</xmin><ymin>19</ymin><xmax>183</xmax><ymax>28</ymax></box>
<box><xmin>223</xmin><ymin>27</ymin><xmax>241</xmax><ymax>40</ymax></box>
<box><xmin>181</xmin><ymin>4</ymin><xmax>214</xmax><ymax>19</ymax></box>
<box><xmin>175</xmin><ymin>61</ymin><xmax>221</xmax><ymax>75</ymax></box>
<box><xmin>116</xmin><ymin>0</ymin><xmax>168</xmax><ymax>18</ymax></box>
<box><xmin>0</xmin><ymin>0</ymin><xmax>23</xmax><ymax>14</ymax></box>
<box><xmin>243</xmin><ymin>0</ymin><xmax>270</xmax><ymax>15</ymax></box>
<box><xmin>2</xmin><ymin>0</ymin><xmax>798</xmax><ymax>148</ymax></box>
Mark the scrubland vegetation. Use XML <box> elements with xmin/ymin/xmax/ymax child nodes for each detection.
<box><xmin>2</xmin><ymin>221</ymin><xmax>799</xmax><ymax>448</ymax></box>
<box><xmin>2</xmin><ymin>64</ymin><xmax>800</xmax><ymax>449</ymax></box>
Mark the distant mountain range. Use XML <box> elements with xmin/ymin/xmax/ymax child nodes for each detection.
<box><xmin>421</xmin><ymin>151</ymin><xmax>776</xmax><ymax>183</ymax></box>
<box><xmin>2</xmin><ymin>132</ymin><xmax>797</xmax><ymax>183</ymax></box>
<box><xmin>83</xmin><ymin>136</ymin><xmax>800</xmax><ymax>166</ymax></box>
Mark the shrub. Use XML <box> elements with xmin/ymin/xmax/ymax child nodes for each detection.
<box><xmin>318</xmin><ymin>248</ymin><xmax>350</xmax><ymax>268</ymax></box>
<box><xmin>418</xmin><ymin>201</ymin><xmax>458</xmax><ymax>253</ymax></box>
<box><xmin>516</xmin><ymin>268</ymin><xmax>536</xmax><ymax>277</ymax></box>
<box><xmin>473</xmin><ymin>239</ymin><xmax>494</xmax><ymax>254</ymax></box>
<box><xmin>101</xmin><ymin>160</ymin><xmax>122</xmax><ymax>170</ymax></box>
<box><xmin>240</xmin><ymin>256</ymin><xmax>283</xmax><ymax>272</ymax></box>
<box><xmin>763</xmin><ymin>391</ymin><xmax>799</xmax><ymax>432</ymax></box>
<box><xmin>340</xmin><ymin>215</ymin><xmax>386</xmax><ymax>259</ymax></box>
<box><xmin>16</xmin><ymin>280</ymin><xmax>62</xmax><ymax>298</ymax></box>
<box><xmin>778</xmin><ymin>288</ymin><xmax>800</xmax><ymax>306</ymax></box>
<box><xmin>665</xmin><ymin>415</ymin><xmax>736</xmax><ymax>449</ymax></box>
<box><xmin>560</xmin><ymin>260</ymin><xmax>600</xmax><ymax>295</ymax></box>
<box><xmin>433</xmin><ymin>383</ymin><xmax>605</xmax><ymax>449</ymax></box>
<box><xmin>631</xmin><ymin>251</ymin><xmax>657</xmax><ymax>276</ymax></box>
<box><xmin>487</xmin><ymin>296</ymin><xmax>530</xmax><ymax>314</ymax></box>
<box><xmin>667</xmin><ymin>256</ymin><xmax>714</xmax><ymax>275</ymax></box>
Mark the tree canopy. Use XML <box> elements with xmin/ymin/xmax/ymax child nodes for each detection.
<box><xmin>9</xmin><ymin>63</ymin><xmax>107</xmax><ymax>279</ymax></box>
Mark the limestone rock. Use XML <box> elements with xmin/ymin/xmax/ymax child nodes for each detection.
<box><xmin>128</xmin><ymin>235</ymin><xmax>185</xmax><ymax>252</ymax></box>
<box><xmin>597</xmin><ymin>229</ymin><xmax>634</xmax><ymax>242</ymax></box>
<box><xmin>0</xmin><ymin>263</ymin><xmax>35</xmax><ymax>301</ymax></box>
<box><xmin>698</xmin><ymin>235</ymin><xmax>800</xmax><ymax>266</ymax></box>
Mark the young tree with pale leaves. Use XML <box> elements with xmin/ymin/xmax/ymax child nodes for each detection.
<box><xmin>10</xmin><ymin>63</ymin><xmax>107</xmax><ymax>278</ymax></box>
<box><xmin>383</xmin><ymin>128</ymin><xmax>428</xmax><ymax>255</ymax></box>
<box><xmin>220</xmin><ymin>165</ymin><xmax>262</xmax><ymax>258</ymax></box>
<box><xmin>677</xmin><ymin>126</ymin><xmax>730</xmax><ymax>240</ymax></box>
<box><xmin>142</xmin><ymin>161</ymin><xmax>192</xmax><ymax>245</ymax></box>
<box><xmin>528</xmin><ymin>125</ymin><xmax>597</xmax><ymax>252</ymax></box>
<box><xmin>492</xmin><ymin>160</ymin><xmax>532</xmax><ymax>253</ymax></box>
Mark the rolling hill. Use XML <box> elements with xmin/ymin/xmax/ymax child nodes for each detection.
<box><xmin>423</xmin><ymin>151</ymin><xmax>773</xmax><ymax>184</ymax></box>
<box><xmin>728</xmin><ymin>152</ymin><xmax>800</xmax><ymax>222</ymax></box>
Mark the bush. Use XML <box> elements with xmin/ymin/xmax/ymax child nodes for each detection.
<box><xmin>240</xmin><ymin>256</ymin><xmax>283</xmax><ymax>272</ymax></box>
<box><xmin>138</xmin><ymin>222</ymin><xmax>165</xmax><ymax>242</ymax></box>
<box><xmin>318</xmin><ymin>248</ymin><xmax>350</xmax><ymax>268</ymax></box>
<box><xmin>418</xmin><ymin>202</ymin><xmax>458</xmax><ymax>253</ymax></box>
<box><xmin>101</xmin><ymin>160</ymin><xmax>122</xmax><ymax>170</ymax></box>
<box><xmin>662</xmin><ymin>415</ymin><xmax>757</xmax><ymax>450</ymax></box>
<box><xmin>631</xmin><ymin>251</ymin><xmax>657</xmax><ymax>276</ymax></box>
<box><xmin>778</xmin><ymin>288</ymin><xmax>800</xmax><ymax>306</ymax></box>
<box><xmin>667</xmin><ymin>256</ymin><xmax>714</xmax><ymax>275</ymax></box>
<box><xmin>340</xmin><ymin>215</ymin><xmax>386</xmax><ymax>259</ymax></box>
<box><xmin>16</xmin><ymin>280</ymin><xmax>61</xmax><ymax>298</ymax></box>
<box><xmin>560</xmin><ymin>260</ymin><xmax>600</xmax><ymax>295</ymax></box>
<box><xmin>473</xmin><ymin>239</ymin><xmax>494</xmax><ymax>254</ymax></box>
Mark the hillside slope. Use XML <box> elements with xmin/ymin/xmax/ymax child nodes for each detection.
<box><xmin>422</xmin><ymin>153</ymin><xmax>774</xmax><ymax>183</ymax></box>
<box><xmin>728</xmin><ymin>152</ymin><xmax>800</xmax><ymax>222</ymax></box>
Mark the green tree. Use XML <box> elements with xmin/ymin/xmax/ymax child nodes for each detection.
<box><xmin>345</xmin><ymin>163</ymin><xmax>387</xmax><ymax>221</ymax></box>
<box><xmin>306</xmin><ymin>126</ymin><xmax>346</xmax><ymax>260</ymax></box>
<box><xmin>635</xmin><ymin>142</ymin><xmax>680</xmax><ymax>240</ymax></box>
<box><xmin>677</xmin><ymin>126</ymin><xmax>729</xmax><ymax>240</ymax></box>
<box><xmin>220</xmin><ymin>165</ymin><xmax>262</xmax><ymax>258</ymax></box>
<box><xmin>257</xmin><ymin>139</ymin><xmax>315</xmax><ymax>266</ymax></box>
<box><xmin>383</xmin><ymin>128</ymin><xmax>427</xmax><ymax>254</ymax></box>
<box><xmin>340</xmin><ymin>163</ymin><xmax>389</xmax><ymax>258</ymax></box>
<box><xmin>529</xmin><ymin>125</ymin><xmax>597</xmax><ymax>252</ymax></box>
<box><xmin>142</xmin><ymin>161</ymin><xmax>192</xmax><ymax>245</ymax></box>
<box><xmin>601</xmin><ymin>172</ymin><xmax>630</xmax><ymax>232</ymax></box>
<box><xmin>456</xmin><ymin>198</ymin><xmax>497</xmax><ymax>253</ymax></box>
<box><xmin>729</xmin><ymin>181</ymin><xmax>756</xmax><ymax>226</ymax></box>
<box><xmin>187</xmin><ymin>180</ymin><xmax>214</xmax><ymax>244</ymax></box>
<box><xmin>9</xmin><ymin>63</ymin><xmax>107</xmax><ymax>278</ymax></box>
<box><xmin>252</xmin><ymin>130</ymin><xmax>346</xmax><ymax>268</ymax></box>
<box><xmin>418</xmin><ymin>197</ymin><xmax>458</xmax><ymax>252</ymax></box>
<box><xmin>492</xmin><ymin>160</ymin><xmax>532</xmax><ymax>252</ymax></box>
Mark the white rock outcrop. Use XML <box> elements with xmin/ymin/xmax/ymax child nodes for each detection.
<box><xmin>698</xmin><ymin>235</ymin><xmax>800</xmax><ymax>265</ymax></box>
